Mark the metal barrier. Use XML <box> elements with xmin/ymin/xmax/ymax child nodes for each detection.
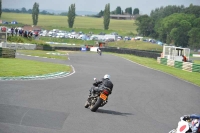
<box><xmin>53</xmin><ymin>46</ymin><xmax>160</xmax><ymax>59</ymax></box>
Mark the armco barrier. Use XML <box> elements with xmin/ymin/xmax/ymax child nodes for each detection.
<box><xmin>6</xmin><ymin>43</ymin><xmax>36</xmax><ymax>50</ymax></box>
<box><xmin>53</xmin><ymin>46</ymin><xmax>160</xmax><ymax>59</ymax></box>
<box><xmin>102</xmin><ymin>47</ymin><xmax>160</xmax><ymax>59</ymax></box>
<box><xmin>54</xmin><ymin>46</ymin><xmax>90</xmax><ymax>51</ymax></box>
<box><xmin>157</xmin><ymin>57</ymin><xmax>200</xmax><ymax>73</ymax></box>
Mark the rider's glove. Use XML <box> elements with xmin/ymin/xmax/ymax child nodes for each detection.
<box><xmin>93</xmin><ymin>83</ymin><xmax>98</xmax><ymax>86</ymax></box>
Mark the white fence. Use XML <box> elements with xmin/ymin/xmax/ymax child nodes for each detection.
<box><xmin>5</xmin><ymin>43</ymin><xmax>36</xmax><ymax>50</ymax></box>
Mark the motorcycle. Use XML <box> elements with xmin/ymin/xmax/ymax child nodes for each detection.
<box><xmin>169</xmin><ymin>116</ymin><xmax>194</xmax><ymax>133</ymax></box>
<box><xmin>97</xmin><ymin>49</ymin><xmax>102</xmax><ymax>56</ymax></box>
<box><xmin>84</xmin><ymin>78</ymin><xmax>111</xmax><ymax>112</ymax></box>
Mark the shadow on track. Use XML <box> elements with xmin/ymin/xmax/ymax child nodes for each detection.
<box><xmin>96</xmin><ymin>109</ymin><xmax>133</xmax><ymax>116</ymax></box>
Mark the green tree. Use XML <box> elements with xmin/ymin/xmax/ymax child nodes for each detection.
<box><xmin>116</xmin><ymin>6</ymin><xmax>121</xmax><ymax>14</ymax></box>
<box><xmin>133</xmin><ymin>8</ymin><xmax>139</xmax><ymax>15</ymax></box>
<box><xmin>188</xmin><ymin>28</ymin><xmax>200</xmax><ymax>49</ymax></box>
<box><xmin>157</xmin><ymin>13</ymin><xmax>195</xmax><ymax>46</ymax></box>
<box><xmin>192</xmin><ymin>18</ymin><xmax>200</xmax><ymax>28</ymax></box>
<box><xmin>170</xmin><ymin>20</ymin><xmax>191</xmax><ymax>47</ymax></box>
<box><xmin>110</xmin><ymin>10</ymin><xmax>116</xmax><ymax>14</ymax></box>
<box><xmin>98</xmin><ymin>10</ymin><xmax>104</xmax><ymax>17</ymax></box>
<box><xmin>125</xmin><ymin>7</ymin><xmax>132</xmax><ymax>15</ymax></box>
<box><xmin>68</xmin><ymin>3</ymin><xmax>76</xmax><ymax>28</ymax></box>
<box><xmin>60</xmin><ymin>12</ymin><xmax>68</xmax><ymax>16</ymax></box>
<box><xmin>27</xmin><ymin>9</ymin><xmax>32</xmax><ymax>14</ymax></box>
<box><xmin>184</xmin><ymin>5</ymin><xmax>200</xmax><ymax>18</ymax></box>
<box><xmin>0</xmin><ymin>0</ymin><xmax>2</xmax><ymax>18</ymax></box>
<box><xmin>136</xmin><ymin>15</ymin><xmax>155</xmax><ymax>37</ymax></box>
<box><xmin>150</xmin><ymin>5</ymin><xmax>185</xmax><ymax>21</ymax></box>
<box><xmin>32</xmin><ymin>2</ymin><xmax>39</xmax><ymax>25</ymax></box>
<box><xmin>103</xmin><ymin>3</ymin><xmax>110</xmax><ymax>30</ymax></box>
<box><xmin>21</xmin><ymin>7</ymin><xmax>26</xmax><ymax>13</ymax></box>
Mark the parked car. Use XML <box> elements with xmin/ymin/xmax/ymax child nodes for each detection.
<box><xmin>3</xmin><ymin>21</ymin><xmax>9</xmax><ymax>24</ymax></box>
<box><xmin>105</xmin><ymin>38</ymin><xmax>115</xmax><ymax>42</ymax></box>
<box><xmin>99</xmin><ymin>32</ymin><xmax>105</xmax><ymax>35</ymax></box>
<box><xmin>124</xmin><ymin>36</ymin><xmax>131</xmax><ymax>41</ymax></box>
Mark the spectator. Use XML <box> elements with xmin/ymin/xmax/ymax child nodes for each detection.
<box><xmin>11</xmin><ymin>27</ymin><xmax>14</xmax><ymax>36</ymax></box>
<box><xmin>22</xmin><ymin>30</ymin><xmax>25</xmax><ymax>37</ymax></box>
<box><xmin>15</xmin><ymin>27</ymin><xmax>18</xmax><ymax>36</ymax></box>
<box><xmin>19</xmin><ymin>29</ymin><xmax>23</xmax><ymax>36</ymax></box>
<box><xmin>34</xmin><ymin>31</ymin><xmax>39</xmax><ymax>39</ymax></box>
<box><xmin>182</xmin><ymin>55</ymin><xmax>187</xmax><ymax>62</ymax></box>
<box><xmin>28</xmin><ymin>30</ymin><xmax>33</xmax><ymax>38</ymax></box>
<box><xmin>1</xmin><ymin>26</ymin><xmax>6</xmax><ymax>32</ymax></box>
<box><xmin>24</xmin><ymin>30</ymin><xmax>28</xmax><ymax>38</ymax></box>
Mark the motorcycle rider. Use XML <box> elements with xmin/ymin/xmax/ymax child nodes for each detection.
<box><xmin>181</xmin><ymin>114</ymin><xmax>200</xmax><ymax>133</ymax></box>
<box><xmin>89</xmin><ymin>74</ymin><xmax>113</xmax><ymax>97</ymax></box>
<box><xmin>97</xmin><ymin>47</ymin><xmax>101</xmax><ymax>55</ymax></box>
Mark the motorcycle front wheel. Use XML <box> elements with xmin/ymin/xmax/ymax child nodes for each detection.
<box><xmin>90</xmin><ymin>97</ymin><xmax>102</xmax><ymax>112</ymax></box>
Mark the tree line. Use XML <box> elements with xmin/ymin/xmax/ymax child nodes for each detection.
<box><xmin>2</xmin><ymin>7</ymin><xmax>56</xmax><ymax>15</ymax></box>
<box><xmin>136</xmin><ymin>4</ymin><xmax>200</xmax><ymax>49</ymax></box>
<box><xmin>98</xmin><ymin>6</ymin><xmax>139</xmax><ymax>17</ymax></box>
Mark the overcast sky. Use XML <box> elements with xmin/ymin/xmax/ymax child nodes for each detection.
<box><xmin>3</xmin><ymin>0</ymin><xmax>200</xmax><ymax>15</ymax></box>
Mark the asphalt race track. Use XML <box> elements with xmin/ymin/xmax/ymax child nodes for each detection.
<box><xmin>0</xmin><ymin>52</ymin><xmax>199</xmax><ymax>133</ymax></box>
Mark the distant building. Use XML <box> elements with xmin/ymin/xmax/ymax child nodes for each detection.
<box><xmin>110</xmin><ymin>14</ymin><xmax>135</xmax><ymax>20</ymax></box>
<box><xmin>22</xmin><ymin>25</ymin><xmax>42</xmax><ymax>32</ymax></box>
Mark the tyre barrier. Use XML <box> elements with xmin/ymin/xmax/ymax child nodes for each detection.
<box><xmin>157</xmin><ymin>57</ymin><xmax>200</xmax><ymax>73</ymax></box>
<box><xmin>0</xmin><ymin>47</ymin><xmax>16</xmax><ymax>58</ymax></box>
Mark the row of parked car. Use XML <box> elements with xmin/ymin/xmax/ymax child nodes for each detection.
<box><xmin>3</xmin><ymin>26</ymin><xmax>162</xmax><ymax>45</ymax></box>
<box><xmin>39</xmin><ymin>29</ymin><xmax>131</xmax><ymax>42</ymax></box>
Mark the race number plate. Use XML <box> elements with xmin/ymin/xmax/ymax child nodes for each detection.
<box><xmin>100</xmin><ymin>93</ymin><xmax>107</xmax><ymax>101</ymax></box>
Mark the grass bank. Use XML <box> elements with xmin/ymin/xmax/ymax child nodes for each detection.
<box><xmin>107</xmin><ymin>40</ymin><xmax>163</xmax><ymax>52</ymax></box>
<box><xmin>0</xmin><ymin>58</ymin><xmax>71</xmax><ymax>77</ymax></box>
<box><xmin>113</xmin><ymin>53</ymin><xmax>200</xmax><ymax>87</ymax></box>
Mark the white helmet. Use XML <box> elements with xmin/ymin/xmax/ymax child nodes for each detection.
<box><xmin>104</xmin><ymin>74</ymin><xmax>110</xmax><ymax>79</ymax></box>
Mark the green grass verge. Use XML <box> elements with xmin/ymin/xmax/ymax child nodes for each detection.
<box><xmin>2</xmin><ymin>12</ymin><xmax>137</xmax><ymax>36</ymax></box>
<box><xmin>194</xmin><ymin>60</ymin><xmax>200</xmax><ymax>64</ymax></box>
<box><xmin>0</xmin><ymin>58</ymin><xmax>71</xmax><ymax>77</ymax></box>
<box><xmin>113</xmin><ymin>53</ymin><xmax>200</xmax><ymax>87</ymax></box>
<box><xmin>17</xmin><ymin>50</ymin><xmax>68</xmax><ymax>60</ymax></box>
<box><xmin>107</xmin><ymin>40</ymin><xmax>163</xmax><ymax>52</ymax></box>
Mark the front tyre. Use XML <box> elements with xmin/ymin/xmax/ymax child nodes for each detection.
<box><xmin>90</xmin><ymin>97</ymin><xmax>102</xmax><ymax>112</ymax></box>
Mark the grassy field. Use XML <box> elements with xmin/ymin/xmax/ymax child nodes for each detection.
<box><xmin>0</xmin><ymin>58</ymin><xmax>71</xmax><ymax>77</ymax></box>
<box><xmin>1</xmin><ymin>12</ymin><xmax>137</xmax><ymax>36</ymax></box>
<box><xmin>107</xmin><ymin>40</ymin><xmax>163</xmax><ymax>52</ymax></box>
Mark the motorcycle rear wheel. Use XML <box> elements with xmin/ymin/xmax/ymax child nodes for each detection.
<box><xmin>90</xmin><ymin>97</ymin><xmax>102</xmax><ymax>112</ymax></box>
<box><xmin>84</xmin><ymin>101</ymin><xmax>89</xmax><ymax>108</ymax></box>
